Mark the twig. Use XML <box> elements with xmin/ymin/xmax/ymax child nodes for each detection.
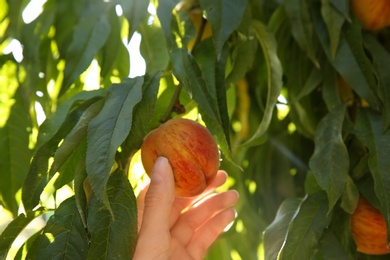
<box><xmin>160</xmin><ymin>84</ymin><xmax>183</xmax><ymax>123</ymax></box>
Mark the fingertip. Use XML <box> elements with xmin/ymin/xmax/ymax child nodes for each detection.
<box><xmin>223</xmin><ymin>208</ymin><xmax>238</xmax><ymax>232</ymax></box>
<box><xmin>217</xmin><ymin>170</ymin><xmax>228</xmax><ymax>180</ymax></box>
<box><xmin>151</xmin><ymin>157</ymin><xmax>172</xmax><ymax>182</ymax></box>
<box><xmin>230</xmin><ymin>189</ymin><xmax>239</xmax><ymax>200</ymax></box>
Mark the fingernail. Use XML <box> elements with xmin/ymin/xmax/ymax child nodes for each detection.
<box><xmin>151</xmin><ymin>157</ymin><xmax>169</xmax><ymax>182</ymax></box>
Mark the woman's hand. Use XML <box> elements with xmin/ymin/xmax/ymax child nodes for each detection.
<box><xmin>133</xmin><ymin>157</ymin><xmax>238</xmax><ymax>260</ymax></box>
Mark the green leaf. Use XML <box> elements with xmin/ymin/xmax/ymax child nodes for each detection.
<box><xmin>192</xmin><ymin>39</ymin><xmax>216</xmax><ymax>94</ymax></box>
<box><xmin>14</xmin><ymin>231</ymin><xmax>41</xmax><ymax>260</ymax></box>
<box><xmin>321</xmin><ymin>0</ymin><xmax>345</xmax><ymax>59</ymax></box>
<box><xmin>27</xmin><ymin>197</ymin><xmax>89</xmax><ymax>259</ymax></box>
<box><xmin>0</xmin><ymin>0</ymin><xmax>8</xmax><ymax>22</ymax></box>
<box><xmin>0</xmin><ymin>210</ymin><xmax>45</xmax><ymax>259</ymax></box>
<box><xmin>36</xmin><ymin>89</ymin><xmax>106</xmax><ymax>149</ymax></box>
<box><xmin>340</xmin><ymin>21</ymin><xmax>381</xmax><ymax>110</ymax></box>
<box><xmin>199</xmin><ymin>0</ymin><xmax>248</xmax><ymax>57</ymax></box>
<box><xmin>100</xmin><ymin>8</ymin><xmax>130</xmax><ymax>83</ymax></box>
<box><xmin>156</xmin><ymin>0</ymin><xmax>180</xmax><ymax>48</ymax></box>
<box><xmin>363</xmin><ymin>34</ymin><xmax>390</xmax><ymax>131</ymax></box>
<box><xmin>284</xmin><ymin>0</ymin><xmax>319</xmax><ymax>67</ymax></box>
<box><xmin>354</xmin><ymin>109</ymin><xmax>390</xmax><ymax>241</ymax></box>
<box><xmin>169</xmin><ymin>47</ymin><xmax>232</xmax><ymax>161</ymax></box>
<box><xmin>87</xmin><ymin>170</ymin><xmax>137</xmax><ymax>259</ymax></box>
<box><xmin>293</xmin><ymin>66</ymin><xmax>322</xmax><ymax>103</ymax></box>
<box><xmin>215</xmin><ymin>45</ymin><xmax>232</xmax><ymax>150</ymax></box>
<box><xmin>226</xmin><ymin>38</ymin><xmax>258</xmax><ymax>84</ymax></box>
<box><xmin>328</xmin><ymin>0</ymin><xmax>350</xmax><ymax>21</ymax></box>
<box><xmin>121</xmin><ymin>73</ymin><xmax>160</xmax><ymax>164</ymax></box>
<box><xmin>242</xmin><ymin>20</ymin><xmax>282</xmax><ymax>146</ymax></box>
<box><xmin>4</xmin><ymin>0</ymin><xmax>24</xmax><ymax>39</ymax></box>
<box><xmin>263</xmin><ymin>198</ymin><xmax>302</xmax><ymax>260</ymax></box>
<box><xmin>51</xmin><ymin>99</ymin><xmax>104</xmax><ymax>180</ymax></box>
<box><xmin>314</xmin><ymin>229</ymin><xmax>350</xmax><ymax>260</ymax></box>
<box><xmin>156</xmin><ymin>1</ymin><xmax>234</xmax><ymax>158</ymax></box>
<box><xmin>86</xmin><ymin>78</ymin><xmax>143</xmax><ymax>212</ymax></box>
<box><xmin>309</xmin><ymin>103</ymin><xmax>349</xmax><ymax>212</ymax></box>
<box><xmin>193</xmin><ymin>39</ymin><xmax>232</xmax><ymax>154</ymax></box>
<box><xmin>116</xmin><ymin>0</ymin><xmax>149</xmax><ymax>39</ymax></box>
<box><xmin>22</xmin><ymin>96</ymin><xmax>103</xmax><ymax>211</ymax></box>
<box><xmin>0</xmin><ymin>86</ymin><xmax>33</xmax><ymax>215</ymax></box>
<box><xmin>278</xmin><ymin>192</ymin><xmax>332</xmax><ymax>259</ymax></box>
<box><xmin>139</xmin><ymin>19</ymin><xmax>170</xmax><ymax>73</ymax></box>
<box><xmin>67</xmin><ymin>138</ymin><xmax>88</xmax><ymax>229</ymax></box>
<box><xmin>289</xmin><ymin>100</ymin><xmax>317</xmax><ymax>139</ymax></box>
<box><xmin>54</xmin><ymin>138</ymin><xmax>87</xmax><ymax>192</ymax></box>
<box><xmin>340</xmin><ymin>176</ymin><xmax>359</xmax><ymax>214</ymax></box>
<box><xmin>60</xmin><ymin>3</ymin><xmax>111</xmax><ymax>96</ymax></box>
<box><xmin>313</xmin><ymin>8</ymin><xmax>381</xmax><ymax>110</ymax></box>
<box><xmin>321</xmin><ymin>59</ymin><xmax>342</xmax><ymax>110</ymax></box>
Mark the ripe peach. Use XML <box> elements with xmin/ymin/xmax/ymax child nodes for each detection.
<box><xmin>140</xmin><ymin>118</ymin><xmax>220</xmax><ymax>197</ymax></box>
<box><xmin>351</xmin><ymin>0</ymin><xmax>390</xmax><ymax>31</ymax></box>
<box><xmin>351</xmin><ymin>196</ymin><xmax>390</xmax><ymax>255</ymax></box>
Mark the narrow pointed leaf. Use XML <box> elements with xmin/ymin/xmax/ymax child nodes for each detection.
<box><xmin>87</xmin><ymin>170</ymin><xmax>138</xmax><ymax>259</ymax></box>
<box><xmin>321</xmin><ymin>0</ymin><xmax>345</xmax><ymax>59</ymax></box>
<box><xmin>329</xmin><ymin>0</ymin><xmax>350</xmax><ymax>21</ymax></box>
<box><xmin>13</xmin><ymin>231</ymin><xmax>41</xmax><ymax>260</ymax></box>
<box><xmin>121</xmin><ymin>73</ymin><xmax>160</xmax><ymax>161</ymax></box>
<box><xmin>363</xmin><ymin>34</ymin><xmax>390</xmax><ymax>131</ymax></box>
<box><xmin>354</xmin><ymin>109</ymin><xmax>390</xmax><ymax>241</ymax></box>
<box><xmin>0</xmin><ymin>87</ymin><xmax>32</xmax><ymax>215</ymax></box>
<box><xmin>28</xmin><ymin>197</ymin><xmax>89</xmax><ymax>259</ymax></box>
<box><xmin>60</xmin><ymin>3</ymin><xmax>111</xmax><ymax>96</ymax></box>
<box><xmin>86</xmin><ymin>78</ymin><xmax>143</xmax><ymax>210</ymax></box>
<box><xmin>263</xmin><ymin>198</ymin><xmax>302</xmax><ymax>260</ymax></box>
<box><xmin>293</xmin><ymin>66</ymin><xmax>322</xmax><ymax>103</ymax></box>
<box><xmin>242</xmin><ymin>20</ymin><xmax>282</xmax><ymax>146</ymax></box>
<box><xmin>157</xmin><ymin>1</ymin><xmax>233</xmax><ymax>159</ymax></box>
<box><xmin>199</xmin><ymin>0</ymin><xmax>248</xmax><ymax>57</ymax></box>
<box><xmin>170</xmin><ymin>48</ymin><xmax>232</xmax><ymax>160</ymax></box>
<box><xmin>170</xmin><ymin>49</ymin><xmax>219</xmax><ymax>120</ymax></box>
<box><xmin>66</xmin><ymin>138</ymin><xmax>88</xmax><ymax>229</ymax></box>
<box><xmin>54</xmin><ymin>138</ymin><xmax>87</xmax><ymax>192</ymax></box>
<box><xmin>36</xmin><ymin>89</ymin><xmax>106</xmax><ymax>149</ymax></box>
<box><xmin>193</xmin><ymin>40</ymin><xmax>231</xmax><ymax>156</ymax></box>
<box><xmin>313</xmin><ymin>8</ymin><xmax>381</xmax><ymax>110</ymax></box>
<box><xmin>309</xmin><ymin>103</ymin><xmax>348</xmax><ymax>211</ymax></box>
<box><xmin>51</xmin><ymin>99</ymin><xmax>104</xmax><ymax>181</ymax></box>
<box><xmin>116</xmin><ymin>0</ymin><xmax>149</xmax><ymax>39</ymax></box>
<box><xmin>139</xmin><ymin>21</ymin><xmax>169</xmax><ymax>73</ymax></box>
<box><xmin>314</xmin><ymin>229</ymin><xmax>350</xmax><ymax>259</ymax></box>
<box><xmin>340</xmin><ymin>176</ymin><xmax>359</xmax><ymax>214</ymax></box>
<box><xmin>22</xmin><ymin>97</ymin><xmax>103</xmax><ymax>210</ymax></box>
<box><xmin>100</xmin><ymin>8</ymin><xmax>130</xmax><ymax>81</ymax></box>
<box><xmin>285</xmin><ymin>0</ymin><xmax>319</xmax><ymax>67</ymax></box>
<box><xmin>226</xmin><ymin>38</ymin><xmax>258</xmax><ymax>84</ymax></box>
<box><xmin>278</xmin><ymin>192</ymin><xmax>332</xmax><ymax>259</ymax></box>
<box><xmin>156</xmin><ymin>0</ymin><xmax>180</xmax><ymax>48</ymax></box>
<box><xmin>215</xmin><ymin>45</ymin><xmax>232</xmax><ymax>149</ymax></box>
<box><xmin>0</xmin><ymin>210</ymin><xmax>45</xmax><ymax>259</ymax></box>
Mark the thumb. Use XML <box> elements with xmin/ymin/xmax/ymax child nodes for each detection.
<box><xmin>137</xmin><ymin>156</ymin><xmax>175</xmax><ymax>239</ymax></box>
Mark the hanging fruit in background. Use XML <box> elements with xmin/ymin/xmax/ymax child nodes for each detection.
<box><xmin>351</xmin><ymin>0</ymin><xmax>390</xmax><ymax>31</ymax></box>
<box><xmin>351</xmin><ymin>196</ymin><xmax>390</xmax><ymax>255</ymax></box>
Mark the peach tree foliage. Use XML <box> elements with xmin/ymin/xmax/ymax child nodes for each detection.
<box><xmin>1</xmin><ymin>0</ymin><xmax>390</xmax><ymax>259</ymax></box>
